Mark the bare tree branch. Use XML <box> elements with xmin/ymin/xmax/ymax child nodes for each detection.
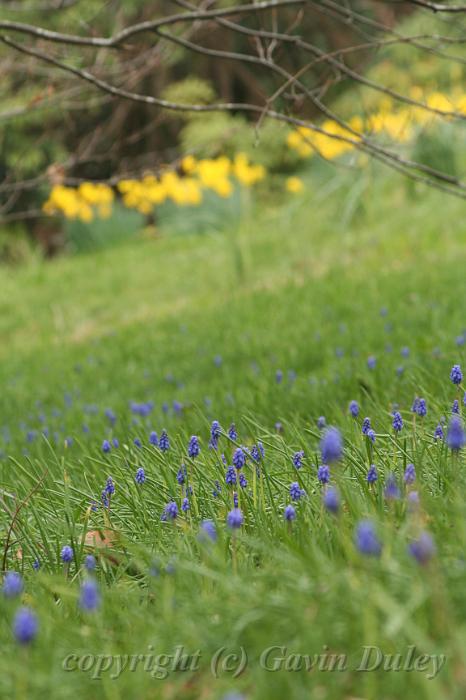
<box><xmin>405</xmin><ymin>0</ymin><xmax>466</xmax><ymax>12</ymax></box>
<box><xmin>0</xmin><ymin>1</ymin><xmax>306</xmax><ymax>47</ymax></box>
<box><xmin>1</xmin><ymin>0</ymin><xmax>81</xmax><ymax>10</ymax></box>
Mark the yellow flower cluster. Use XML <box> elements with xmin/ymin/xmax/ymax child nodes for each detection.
<box><xmin>287</xmin><ymin>89</ymin><xmax>466</xmax><ymax>160</ymax></box>
<box><xmin>287</xmin><ymin>117</ymin><xmax>362</xmax><ymax>160</ymax></box>
<box><xmin>231</xmin><ymin>153</ymin><xmax>266</xmax><ymax>187</ymax></box>
<box><xmin>44</xmin><ymin>153</ymin><xmax>267</xmax><ymax>220</ymax></box>
<box><xmin>42</xmin><ymin>182</ymin><xmax>114</xmax><ymax>222</ymax></box>
<box><xmin>117</xmin><ymin>154</ymin><xmax>265</xmax><ymax>215</ymax></box>
<box><xmin>117</xmin><ymin>172</ymin><xmax>202</xmax><ymax>215</ymax></box>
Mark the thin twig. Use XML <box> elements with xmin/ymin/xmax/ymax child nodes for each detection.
<box><xmin>1</xmin><ymin>470</ymin><xmax>48</xmax><ymax>573</ymax></box>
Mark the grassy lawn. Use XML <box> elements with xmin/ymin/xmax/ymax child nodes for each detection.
<box><xmin>0</xmin><ymin>164</ymin><xmax>466</xmax><ymax>699</ymax></box>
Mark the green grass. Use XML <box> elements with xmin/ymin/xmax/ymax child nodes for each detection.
<box><xmin>0</xmin><ymin>162</ymin><xmax>466</xmax><ymax>700</ymax></box>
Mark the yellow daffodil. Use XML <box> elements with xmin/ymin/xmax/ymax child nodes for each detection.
<box><xmin>286</xmin><ymin>177</ymin><xmax>304</xmax><ymax>194</ymax></box>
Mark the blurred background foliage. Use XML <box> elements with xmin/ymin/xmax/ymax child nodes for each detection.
<box><xmin>1</xmin><ymin>0</ymin><xmax>387</xmax><ymax>177</ymax></box>
<box><xmin>1</xmin><ymin>1</ymin><xmax>465</xmax><ymax>259</ymax></box>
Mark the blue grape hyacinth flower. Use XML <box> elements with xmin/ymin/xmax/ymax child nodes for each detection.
<box><xmin>13</xmin><ymin>607</ymin><xmax>38</xmax><ymax>645</ymax></box>
<box><xmin>320</xmin><ymin>427</ymin><xmax>342</xmax><ymax>464</ymax></box>
<box><xmin>323</xmin><ymin>486</ymin><xmax>340</xmax><ymax>514</ymax></box>
<box><xmin>447</xmin><ymin>416</ymin><xmax>465</xmax><ymax>451</ymax></box>
<box><xmin>284</xmin><ymin>504</ymin><xmax>296</xmax><ymax>522</ymax></box>
<box><xmin>61</xmin><ymin>545</ymin><xmax>73</xmax><ymax>563</ymax></box>
<box><xmin>3</xmin><ymin>572</ymin><xmax>23</xmax><ymax>598</ymax></box>
<box><xmin>450</xmin><ymin>364</ymin><xmax>463</xmax><ymax>385</ymax></box>
<box><xmin>135</xmin><ymin>467</ymin><xmax>145</xmax><ymax>485</ymax></box>
<box><xmin>367</xmin><ymin>464</ymin><xmax>378</xmax><ymax>484</ymax></box>
<box><xmin>355</xmin><ymin>521</ymin><xmax>381</xmax><ymax>557</ymax></box>
<box><xmin>392</xmin><ymin>411</ymin><xmax>403</xmax><ymax>433</ymax></box>
<box><xmin>79</xmin><ymin>579</ymin><xmax>101</xmax><ymax>612</ymax></box>
<box><xmin>188</xmin><ymin>435</ymin><xmax>200</xmax><ymax>458</ymax></box>
<box><xmin>227</xmin><ymin>508</ymin><xmax>244</xmax><ymax>529</ymax></box>
<box><xmin>409</xmin><ymin>532</ymin><xmax>436</xmax><ymax>565</ymax></box>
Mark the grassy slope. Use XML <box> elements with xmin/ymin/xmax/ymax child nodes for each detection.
<box><xmin>0</xmin><ymin>164</ymin><xmax>466</xmax><ymax>699</ymax></box>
